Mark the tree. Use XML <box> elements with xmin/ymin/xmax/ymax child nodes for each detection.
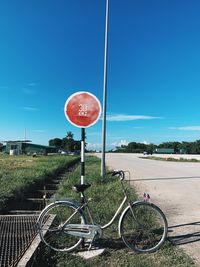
<box><xmin>62</xmin><ymin>131</ymin><xmax>81</xmax><ymax>152</ymax></box>
<box><xmin>114</xmin><ymin>139</ymin><xmax>200</xmax><ymax>155</ymax></box>
<box><xmin>49</xmin><ymin>131</ymin><xmax>82</xmax><ymax>152</ymax></box>
<box><xmin>73</xmin><ymin>140</ymin><xmax>81</xmax><ymax>151</ymax></box>
<box><xmin>66</xmin><ymin>131</ymin><xmax>74</xmax><ymax>140</ymax></box>
<box><xmin>146</xmin><ymin>143</ymin><xmax>156</xmax><ymax>154</ymax></box>
<box><xmin>195</xmin><ymin>140</ymin><xmax>200</xmax><ymax>154</ymax></box>
<box><xmin>158</xmin><ymin>142</ymin><xmax>181</xmax><ymax>153</ymax></box>
<box><xmin>62</xmin><ymin>138</ymin><xmax>74</xmax><ymax>151</ymax></box>
<box><xmin>49</xmin><ymin>138</ymin><xmax>62</xmax><ymax>148</ymax></box>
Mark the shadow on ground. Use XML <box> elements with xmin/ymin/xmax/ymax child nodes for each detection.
<box><xmin>168</xmin><ymin>221</ymin><xmax>200</xmax><ymax>245</ymax></box>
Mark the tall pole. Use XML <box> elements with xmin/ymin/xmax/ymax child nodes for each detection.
<box><xmin>101</xmin><ymin>0</ymin><xmax>109</xmax><ymax>177</ymax></box>
<box><xmin>81</xmin><ymin>128</ymin><xmax>85</xmax><ymax>185</ymax></box>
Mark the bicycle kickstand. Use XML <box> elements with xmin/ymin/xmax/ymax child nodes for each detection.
<box><xmin>88</xmin><ymin>231</ymin><xmax>98</xmax><ymax>251</ymax></box>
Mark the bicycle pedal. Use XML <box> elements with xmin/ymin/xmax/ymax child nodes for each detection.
<box><xmin>88</xmin><ymin>246</ymin><xmax>100</xmax><ymax>251</ymax></box>
<box><xmin>88</xmin><ymin>241</ymin><xmax>99</xmax><ymax>251</ymax></box>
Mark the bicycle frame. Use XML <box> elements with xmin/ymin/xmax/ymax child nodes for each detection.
<box><xmin>101</xmin><ymin>195</ymin><xmax>127</xmax><ymax>229</ymax></box>
<box><xmin>62</xmin><ymin>178</ymin><xmax>133</xmax><ymax>239</ymax></box>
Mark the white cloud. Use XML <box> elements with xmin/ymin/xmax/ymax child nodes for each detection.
<box><xmin>87</xmin><ymin>140</ymin><xmax>130</xmax><ymax>151</ymax></box>
<box><xmin>106</xmin><ymin>114</ymin><xmax>162</xmax><ymax>122</ymax></box>
<box><xmin>111</xmin><ymin>139</ymin><xmax>129</xmax><ymax>147</ymax></box>
<box><xmin>86</xmin><ymin>138</ymin><xmax>151</xmax><ymax>151</ymax></box>
<box><xmin>86</xmin><ymin>142</ymin><xmax>102</xmax><ymax>150</ymax></box>
<box><xmin>22</xmin><ymin>106</ymin><xmax>39</xmax><ymax>111</ymax></box>
<box><xmin>170</xmin><ymin>126</ymin><xmax>200</xmax><ymax>131</ymax></box>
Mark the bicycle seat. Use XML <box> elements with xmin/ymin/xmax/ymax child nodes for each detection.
<box><xmin>72</xmin><ymin>183</ymin><xmax>91</xmax><ymax>193</ymax></box>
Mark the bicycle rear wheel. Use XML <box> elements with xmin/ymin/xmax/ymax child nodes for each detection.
<box><xmin>119</xmin><ymin>201</ymin><xmax>167</xmax><ymax>253</ymax></box>
<box><xmin>38</xmin><ymin>201</ymin><xmax>86</xmax><ymax>252</ymax></box>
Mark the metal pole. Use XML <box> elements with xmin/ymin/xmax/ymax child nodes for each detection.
<box><xmin>80</xmin><ymin>128</ymin><xmax>85</xmax><ymax>248</ymax></box>
<box><xmin>81</xmin><ymin>128</ymin><xmax>85</xmax><ymax>184</ymax></box>
<box><xmin>101</xmin><ymin>0</ymin><xmax>109</xmax><ymax>177</ymax></box>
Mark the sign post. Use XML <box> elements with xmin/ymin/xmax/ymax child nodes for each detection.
<box><xmin>81</xmin><ymin>128</ymin><xmax>85</xmax><ymax>185</ymax></box>
<box><xmin>64</xmin><ymin>91</ymin><xmax>101</xmax><ymax>185</ymax></box>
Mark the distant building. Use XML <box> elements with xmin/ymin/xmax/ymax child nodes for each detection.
<box><xmin>3</xmin><ymin>141</ymin><xmax>57</xmax><ymax>155</ymax></box>
<box><xmin>155</xmin><ymin>148</ymin><xmax>175</xmax><ymax>154</ymax></box>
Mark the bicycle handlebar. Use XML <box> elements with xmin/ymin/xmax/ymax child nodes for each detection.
<box><xmin>107</xmin><ymin>170</ymin><xmax>125</xmax><ymax>181</ymax></box>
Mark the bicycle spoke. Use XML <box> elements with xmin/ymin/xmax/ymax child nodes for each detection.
<box><xmin>120</xmin><ymin>202</ymin><xmax>167</xmax><ymax>253</ymax></box>
<box><xmin>38</xmin><ymin>202</ymin><xmax>86</xmax><ymax>252</ymax></box>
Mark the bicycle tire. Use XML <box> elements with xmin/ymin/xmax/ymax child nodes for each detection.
<box><xmin>38</xmin><ymin>201</ymin><xmax>86</xmax><ymax>252</ymax></box>
<box><xmin>119</xmin><ymin>201</ymin><xmax>168</xmax><ymax>253</ymax></box>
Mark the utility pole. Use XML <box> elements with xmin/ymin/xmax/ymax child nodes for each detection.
<box><xmin>101</xmin><ymin>0</ymin><xmax>109</xmax><ymax>177</ymax></box>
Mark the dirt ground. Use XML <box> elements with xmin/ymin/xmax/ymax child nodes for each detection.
<box><xmin>95</xmin><ymin>153</ymin><xmax>200</xmax><ymax>265</ymax></box>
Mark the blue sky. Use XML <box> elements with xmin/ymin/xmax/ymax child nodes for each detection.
<box><xmin>1</xmin><ymin>0</ymin><xmax>200</xmax><ymax>150</ymax></box>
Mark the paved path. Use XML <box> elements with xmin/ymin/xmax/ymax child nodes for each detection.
<box><xmin>96</xmin><ymin>153</ymin><xmax>200</xmax><ymax>265</ymax></box>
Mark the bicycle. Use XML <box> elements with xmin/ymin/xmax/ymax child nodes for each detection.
<box><xmin>37</xmin><ymin>170</ymin><xmax>168</xmax><ymax>253</ymax></box>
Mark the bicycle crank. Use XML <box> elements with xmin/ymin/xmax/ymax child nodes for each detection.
<box><xmin>64</xmin><ymin>224</ymin><xmax>102</xmax><ymax>239</ymax></box>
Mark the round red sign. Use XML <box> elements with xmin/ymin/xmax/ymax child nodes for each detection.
<box><xmin>64</xmin><ymin>91</ymin><xmax>101</xmax><ymax>128</ymax></box>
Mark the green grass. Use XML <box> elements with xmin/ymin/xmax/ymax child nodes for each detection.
<box><xmin>0</xmin><ymin>154</ymin><xmax>79</xmax><ymax>211</ymax></box>
<box><xmin>141</xmin><ymin>156</ymin><xmax>200</xmax><ymax>162</ymax></box>
<box><xmin>37</xmin><ymin>156</ymin><xmax>197</xmax><ymax>267</ymax></box>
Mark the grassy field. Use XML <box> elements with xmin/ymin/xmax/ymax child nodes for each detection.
<box><xmin>37</xmin><ymin>156</ymin><xmax>197</xmax><ymax>267</ymax></box>
<box><xmin>0</xmin><ymin>154</ymin><xmax>79</xmax><ymax>211</ymax></box>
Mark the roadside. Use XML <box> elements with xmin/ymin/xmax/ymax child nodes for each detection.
<box><xmin>146</xmin><ymin>153</ymin><xmax>200</xmax><ymax>160</ymax></box>
<box><xmin>36</xmin><ymin>155</ymin><xmax>197</xmax><ymax>267</ymax></box>
<box><xmin>96</xmin><ymin>153</ymin><xmax>200</xmax><ymax>266</ymax></box>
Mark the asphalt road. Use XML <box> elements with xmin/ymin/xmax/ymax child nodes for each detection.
<box><xmin>96</xmin><ymin>153</ymin><xmax>200</xmax><ymax>265</ymax></box>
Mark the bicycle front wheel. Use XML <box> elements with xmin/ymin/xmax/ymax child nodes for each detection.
<box><xmin>38</xmin><ymin>201</ymin><xmax>86</xmax><ymax>252</ymax></box>
<box><xmin>119</xmin><ymin>201</ymin><xmax>168</xmax><ymax>253</ymax></box>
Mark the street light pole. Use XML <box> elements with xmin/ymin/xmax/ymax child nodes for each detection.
<box><xmin>101</xmin><ymin>0</ymin><xmax>109</xmax><ymax>177</ymax></box>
